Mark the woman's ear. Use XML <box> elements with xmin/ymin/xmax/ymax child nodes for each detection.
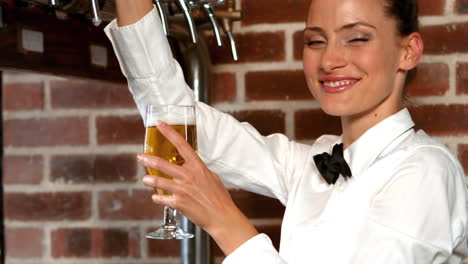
<box><xmin>399</xmin><ymin>32</ymin><xmax>424</xmax><ymax>71</ymax></box>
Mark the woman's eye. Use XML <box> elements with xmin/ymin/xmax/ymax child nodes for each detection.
<box><xmin>305</xmin><ymin>40</ymin><xmax>326</xmax><ymax>47</ymax></box>
<box><xmin>349</xmin><ymin>38</ymin><xmax>369</xmax><ymax>43</ymax></box>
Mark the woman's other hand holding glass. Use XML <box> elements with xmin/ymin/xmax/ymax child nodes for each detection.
<box><xmin>138</xmin><ymin>121</ymin><xmax>259</xmax><ymax>255</ymax></box>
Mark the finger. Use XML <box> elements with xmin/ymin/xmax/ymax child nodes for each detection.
<box><xmin>157</xmin><ymin>121</ymin><xmax>200</xmax><ymax>163</ymax></box>
<box><xmin>151</xmin><ymin>194</ymin><xmax>177</xmax><ymax>208</ymax></box>
<box><xmin>137</xmin><ymin>154</ymin><xmax>186</xmax><ymax>180</ymax></box>
<box><xmin>142</xmin><ymin>175</ymin><xmax>178</xmax><ymax>194</ymax></box>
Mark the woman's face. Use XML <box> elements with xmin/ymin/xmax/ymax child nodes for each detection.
<box><xmin>303</xmin><ymin>0</ymin><xmax>405</xmax><ymax>117</ymax></box>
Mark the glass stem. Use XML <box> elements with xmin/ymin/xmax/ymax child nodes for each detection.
<box><xmin>163</xmin><ymin>206</ymin><xmax>177</xmax><ymax>227</ymax></box>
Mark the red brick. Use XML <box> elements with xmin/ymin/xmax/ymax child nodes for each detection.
<box><xmin>51</xmin><ymin>227</ymin><xmax>140</xmax><ymax>258</ymax></box>
<box><xmin>231</xmin><ymin>110</ymin><xmax>285</xmax><ymax>136</ymax></box>
<box><xmin>99</xmin><ymin>189</ymin><xmax>162</xmax><ymax>220</ymax></box>
<box><xmin>459</xmin><ymin>145</ymin><xmax>468</xmax><ymax>175</ymax></box>
<box><xmin>409</xmin><ymin>105</ymin><xmax>468</xmax><ymax>136</ymax></box>
<box><xmin>211</xmin><ymin>224</ymin><xmax>281</xmax><ymax>257</ymax></box>
<box><xmin>4</xmin><ymin>192</ymin><xmax>91</xmax><ymax>220</ymax></box>
<box><xmin>96</xmin><ymin>115</ymin><xmax>144</xmax><ymax>145</ymax></box>
<box><xmin>295</xmin><ymin>109</ymin><xmax>342</xmax><ymax>140</ymax></box>
<box><xmin>241</xmin><ymin>0</ymin><xmax>309</xmax><ymax>25</ymax></box>
<box><xmin>211</xmin><ymin>73</ymin><xmax>236</xmax><ymax>104</ymax></box>
<box><xmin>4</xmin><ymin>117</ymin><xmax>89</xmax><ymax>147</ymax></box>
<box><xmin>421</xmin><ymin>23</ymin><xmax>468</xmax><ymax>54</ymax></box>
<box><xmin>456</xmin><ymin>63</ymin><xmax>468</xmax><ymax>95</ymax></box>
<box><xmin>6</xmin><ymin>228</ymin><xmax>43</xmax><ymax>258</ymax></box>
<box><xmin>50</xmin><ymin>154</ymin><xmax>137</xmax><ymax>183</ymax></box>
<box><xmin>3</xmin><ymin>155</ymin><xmax>43</xmax><ymax>184</ymax></box>
<box><xmin>207</xmin><ymin>32</ymin><xmax>285</xmax><ymax>64</ymax></box>
<box><xmin>50</xmin><ymin>80</ymin><xmax>134</xmax><ymax>109</ymax></box>
<box><xmin>455</xmin><ymin>0</ymin><xmax>468</xmax><ymax>14</ymax></box>
<box><xmin>102</xmin><ymin>229</ymin><xmax>128</xmax><ymax>257</ymax></box>
<box><xmin>246</xmin><ymin>70</ymin><xmax>312</xmax><ymax>101</ymax></box>
<box><xmin>405</xmin><ymin>63</ymin><xmax>449</xmax><ymax>96</ymax></box>
<box><xmin>52</xmin><ymin>228</ymin><xmax>92</xmax><ymax>257</ymax></box>
<box><xmin>147</xmin><ymin>230</ymin><xmax>180</xmax><ymax>257</ymax></box>
<box><xmin>293</xmin><ymin>30</ymin><xmax>304</xmax><ymax>61</ymax></box>
<box><xmin>3</xmin><ymin>82</ymin><xmax>44</xmax><ymax>110</ymax></box>
<box><xmin>230</xmin><ymin>190</ymin><xmax>285</xmax><ymax>219</ymax></box>
<box><xmin>418</xmin><ymin>0</ymin><xmax>445</xmax><ymax>15</ymax></box>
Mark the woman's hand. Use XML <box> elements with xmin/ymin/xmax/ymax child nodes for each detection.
<box><xmin>137</xmin><ymin>121</ymin><xmax>258</xmax><ymax>255</ymax></box>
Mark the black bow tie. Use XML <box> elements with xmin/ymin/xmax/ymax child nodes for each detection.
<box><xmin>313</xmin><ymin>143</ymin><xmax>352</xmax><ymax>185</ymax></box>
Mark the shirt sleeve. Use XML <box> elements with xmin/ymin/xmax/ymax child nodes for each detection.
<box><xmin>222</xmin><ymin>234</ymin><xmax>287</xmax><ymax>264</ymax></box>
<box><xmin>104</xmin><ymin>6</ymin><xmax>195</xmax><ymax>122</ymax></box>
<box><xmin>352</xmin><ymin>146</ymin><xmax>468</xmax><ymax>263</ymax></box>
<box><xmin>103</xmin><ymin>7</ymin><xmax>301</xmax><ymax>204</ymax></box>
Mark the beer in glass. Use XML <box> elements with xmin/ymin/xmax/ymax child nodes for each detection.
<box><xmin>144</xmin><ymin>104</ymin><xmax>197</xmax><ymax>240</ymax></box>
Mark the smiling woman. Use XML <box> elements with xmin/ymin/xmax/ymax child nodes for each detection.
<box><xmin>104</xmin><ymin>0</ymin><xmax>468</xmax><ymax>263</ymax></box>
<box><xmin>302</xmin><ymin>0</ymin><xmax>424</xmax><ymax>147</ymax></box>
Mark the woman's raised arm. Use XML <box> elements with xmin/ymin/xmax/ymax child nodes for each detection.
<box><xmin>104</xmin><ymin>2</ymin><xmax>296</xmax><ymax>204</ymax></box>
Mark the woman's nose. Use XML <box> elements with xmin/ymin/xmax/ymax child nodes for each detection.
<box><xmin>320</xmin><ymin>44</ymin><xmax>347</xmax><ymax>73</ymax></box>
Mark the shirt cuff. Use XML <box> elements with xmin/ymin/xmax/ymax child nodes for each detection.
<box><xmin>104</xmin><ymin>5</ymin><xmax>176</xmax><ymax>79</ymax></box>
<box><xmin>223</xmin><ymin>233</ymin><xmax>284</xmax><ymax>264</ymax></box>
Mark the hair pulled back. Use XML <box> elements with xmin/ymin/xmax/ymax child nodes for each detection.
<box><xmin>383</xmin><ymin>0</ymin><xmax>420</xmax><ymax>106</ymax></box>
<box><xmin>383</xmin><ymin>0</ymin><xmax>419</xmax><ymax>36</ymax></box>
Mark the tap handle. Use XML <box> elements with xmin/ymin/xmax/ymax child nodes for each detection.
<box><xmin>176</xmin><ymin>0</ymin><xmax>198</xmax><ymax>43</ymax></box>
<box><xmin>226</xmin><ymin>31</ymin><xmax>238</xmax><ymax>61</ymax></box>
<box><xmin>49</xmin><ymin>0</ymin><xmax>58</xmax><ymax>6</ymax></box>
<box><xmin>90</xmin><ymin>0</ymin><xmax>101</xmax><ymax>26</ymax></box>
<box><xmin>203</xmin><ymin>4</ymin><xmax>222</xmax><ymax>46</ymax></box>
<box><xmin>218</xmin><ymin>0</ymin><xmax>240</xmax><ymax>61</ymax></box>
<box><xmin>154</xmin><ymin>0</ymin><xmax>169</xmax><ymax>36</ymax></box>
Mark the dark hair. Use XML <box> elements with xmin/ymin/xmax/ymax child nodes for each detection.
<box><xmin>383</xmin><ymin>0</ymin><xmax>420</xmax><ymax>36</ymax></box>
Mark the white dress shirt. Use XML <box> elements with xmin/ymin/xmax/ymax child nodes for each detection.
<box><xmin>104</xmin><ymin>7</ymin><xmax>468</xmax><ymax>263</ymax></box>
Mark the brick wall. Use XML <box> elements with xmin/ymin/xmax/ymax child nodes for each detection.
<box><xmin>2</xmin><ymin>0</ymin><xmax>468</xmax><ymax>263</ymax></box>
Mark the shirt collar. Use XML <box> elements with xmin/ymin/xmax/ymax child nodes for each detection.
<box><xmin>342</xmin><ymin>108</ymin><xmax>415</xmax><ymax>180</ymax></box>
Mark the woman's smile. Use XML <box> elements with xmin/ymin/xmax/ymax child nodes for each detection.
<box><xmin>319</xmin><ymin>76</ymin><xmax>361</xmax><ymax>93</ymax></box>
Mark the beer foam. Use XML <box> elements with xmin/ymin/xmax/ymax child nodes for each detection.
<box><xmin>146</xmin><ymin>113</ymin><xmax>196</xmax><ymax>127</ymax></box>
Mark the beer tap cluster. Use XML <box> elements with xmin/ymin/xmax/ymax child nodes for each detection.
<box><xmin>18</xmin><ymin>0</ymin><xmax>242</xmax><ymax>61</ymax></box>
<box><xmin>155</xmin><ymin>0</ymin><xmax>240</xmax><ymax>60</ymax></box>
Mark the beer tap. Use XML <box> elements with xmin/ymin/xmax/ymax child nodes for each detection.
<box><xmin>217</xmin><ymin>0</ymin><xmax>241</xmax><ymax>61</ymax></box>
<box><xmin>90</xmin><ymin>0</ymin><xmax>101</xmax><ymax>26</ymax></box>
<box><xmin>201</xmin><ymin>0</ymin><xmax>223</xmax><ymax>47</ymax></box>
<box><xmin>154</xmin><ymin>0</ymin><xmax>169</xmax><ymax>36</ymax></box>
<box><xmin>176</xmin><ymin>0</ymin><xmax>198</xmax><ymax>43</ymax></box>
<box><xmin>19</xmin><ymin>0</ymin><xmax>242</xmax><ymax>60</ymax></box>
